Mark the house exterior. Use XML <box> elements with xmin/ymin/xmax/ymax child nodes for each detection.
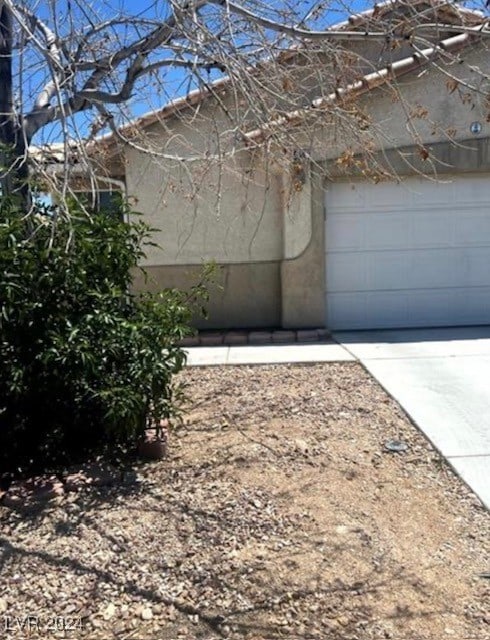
<box><xmin>88</xmin><ymin>1</ymin><xmax>490</xmax><ymax>331</ymax></box>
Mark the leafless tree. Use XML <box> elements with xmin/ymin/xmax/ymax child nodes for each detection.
<box><xmin>0</xmin><ymin>0</ymin><xmax>489</xmax><ymax>211</ymax></box>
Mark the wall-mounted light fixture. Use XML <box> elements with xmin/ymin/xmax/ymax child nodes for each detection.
<box><xmin>470</xmin><ymin>121</ymin><xmax>482</xmax><ymax>135</ymax></box>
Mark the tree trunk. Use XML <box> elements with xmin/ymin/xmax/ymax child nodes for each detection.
<box><xmin>0</xmin><ymin>5</ymin><xmax>30</xmax><ymax>210</ymax></box>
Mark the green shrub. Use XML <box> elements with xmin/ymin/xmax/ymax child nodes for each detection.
<box><xmin>0</xmin><ymin>196</ymin><xmax>199</xmax><ymax>475</ymax></box>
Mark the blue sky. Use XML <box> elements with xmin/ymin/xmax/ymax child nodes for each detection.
<box><xmin>108</xmin><ymin>0</ymin><xmax>488</xmax><ymax>120</ymax></box>
<box><xmin>25</xmin><ymin>0</ymin><xmax>488</xmax><ymax>145</ymax></box>
<box><xmin>105</xmin><ymin>0</ymin><xmax>374</xmax><ymax>120</ymax></box>
<box><xmin>30</xmin><ymin>0</ymin><xmax>373</xmax><ymax>143</ymax></box>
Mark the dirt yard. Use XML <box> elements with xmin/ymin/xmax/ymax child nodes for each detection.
<box><xmin>0</xmin><ymin>362</ymin><xmax>488</xmax><ymax>639</ymax></box>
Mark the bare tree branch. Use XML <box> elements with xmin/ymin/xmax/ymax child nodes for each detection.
<box><xmin>209</xmin><ymin>0</ymin><xmax>411</xmax><ymax>42</ymax></box>
<box><xmin>0</xmin><ymin>0</ymin><xmax>488</xmax><ymax>208</ymax></box>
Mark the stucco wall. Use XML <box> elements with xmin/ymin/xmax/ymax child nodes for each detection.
<box><xmin>124</xmin><ymin>97</ymin><xmax>313</xmax><ymax>327</ymax></box>
<box><xmin>126</xmin><ymin>148</ymin><xmax>286</xmax><ymax>267</ymax></box>
<box><xmin>308</xmin><ymin>45</ymin><xmax>490</xmax><ymax>163</ymax></box>
<box><xmin>132</xmin><ymin>262</ymin><xmax>281</xmax><ymax>329</ymax></box>
<box><xmin>281</xmin><ymin>169</ymin><xmax>326</xmax><ymax>328</ymax></box>
<box><xmin>126</xmin><ymin>43</ymin><xmax>490</xmax><ymax>329</ymax></box>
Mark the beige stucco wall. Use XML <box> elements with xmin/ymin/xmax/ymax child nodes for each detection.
<box><xmin>124</xmin><ymin>95</ymin><xmax>315</xmax><ymax>328</ymax></box>
<box><xmin>290</xmin><ymin>45</ymin><xmax>490</xmax><ymax>164</ymax></box>
<box><xmin>126</xmin><ymin>150</ymin><xmax>284</xmax><ymax>267</ymax></box>
<box><xmin>132</xmin><ymin>261</ymin><xmax>281</xmax><ymax>329</ymax></box>
<box><xmin>281</xmin><ymin>169</ymin><xmax>326</xmax><ymax>328</ymax></box>
<box><xmin>126</xmin><ymin>43</ymin><xmax>490</xmax><ymax>329</ymax></box>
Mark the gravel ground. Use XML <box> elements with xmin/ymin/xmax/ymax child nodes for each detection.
<box><xmin>0</xmin><ymin>362</ymin><xmax>488</xmax><ymax>640</ymax></box>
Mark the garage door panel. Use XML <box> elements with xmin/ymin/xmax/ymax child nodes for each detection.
<box><xmin>327</xmin><ymin>293</ymin><xmax>368</xmax><ymax>329</ymax></box>
<box><xmin>408</xmin><ymin>290</ymin><xmax>453</xmax><ymax>325</ymax></box>
<box><xmin>326</xmin><ymin>253</ymin><xmax>368</xmax><ymax>291</ymax></box>
<box><xmin>328</xmin><ymin>248</ymin><xmax>478</xmax><ymax>292</ymax></box>
<box><xmin>411</xmin><ymin>212</ymin><xmax>454</xmax><ymax>247</ymax></box>
<box><xmin>368</xmin><ymin>253</ymin><xmax>410</xmax><ymax>289</ymax></box>
<box><xmin>328</xmin><ymin>291</ymin><xmax>412</xmax><ymax>330</ymax></box>
<box><xmin>327</xmin><ymin>288</ymin><xmax>490</xmax><ymax>330</ymax></box>
<box><xmin>363</xmin><ymin>214</ymin><xmax>410</xmax><ymax>249</ymax></box>
<box><xmin>461</xmin><ymin>287</ymin><xmax>490</xmax><ymax>317</ymax></box>
<box><xmin>410</xmin><ymin>249</ymin><xmax>466</xmax><ymax>288</ymax></box>
<box><xmin>468</xmin><ymin>249</ymin><xmax>490</xmax><ymax>285</ymax></box>
<box><xmin>326</xmin><ymin>214</ymin><xmax>364</xmax><ymax>250</ymax></box>
<box><xmin>325</xmin><ymin>175</ymin><xmax>490</xmax><ymax>330</ymax></box>
<box><xmin>325</xmin><ymin>184</ymin><xmax>369</xmax><ymax>210</ymax></box>
<box><xmin>369</xmin><ymin>250</ymin><xmax>468</xmax><ymax>290</ymax></box>
<box><xmin>455</xmin><ymin>211</ymin><xmax>490</xmax><ymax>244</ymax></box>
<box><xmin>368</xmin><ymin>291</ymin><xmax>411</xmax><ymax>326</ymax></box>
<box><xmin>452</xmin><ymin>181</ymin><xmax>489</xmax><ymax>204</ymax></box>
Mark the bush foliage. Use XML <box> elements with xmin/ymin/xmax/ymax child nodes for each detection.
<box><xmin>0</xmin><ymin>197</ymin><xmax>198</xmax><ymax>475</ymax></box>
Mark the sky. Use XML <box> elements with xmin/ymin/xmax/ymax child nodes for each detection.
<box><xmin>85</xmin><ymin>0</ymin><xmax>373</xmax><ymax>124</ymax></box>
<box><xmin>29</xmin><ymin>0</ymin><xmax>367</xmax><ymax>142</ymax></box>
<box><xmin>20</xmin><ymin>0</ymin><xmax>488</xmax><ymax>146</ymax></box>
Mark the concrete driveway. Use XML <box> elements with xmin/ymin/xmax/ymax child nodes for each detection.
<box><xmin>334</xmin><ymin>326</ymin><xmax>490</xmax><ymax>510</ymax></box>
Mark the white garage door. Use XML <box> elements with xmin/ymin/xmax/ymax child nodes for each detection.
<box><xmin>325</xmin><ymin>175</ymin><xmax>490</xmax><ymax>330</ymax></box>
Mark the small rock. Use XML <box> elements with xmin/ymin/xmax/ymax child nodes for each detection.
<box><xmin>384</xmin><ymin>439</ymin><xmax>408</xmax><ymax>453</ymax></box>
<box><xmin>103</xmin><ymin>603</ymin><xmax>116</xmax><ymax>620</ymax></box>
<box><xmin>335</xmin><ymin>525</ymin><xmax>350</xmax><ymax>535</ymax></box>
<box><xmin>294</xmin><ymin>439</ymin><xmax>309</xmax><ymax>455</ymax></box>
<box><xmin>0</xmin><ymin>597</ymin><xmax>7</xmax><ymax>613</ymax></box>
<box><xmin>165</xmin><ymin>607</ymin><xmax>177</xmax><ymax>621</ymax></box>
<box><xmin>141</xmin><ymin>607</ymin><xmax>153</xmax><ymax>621</ymax></box>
